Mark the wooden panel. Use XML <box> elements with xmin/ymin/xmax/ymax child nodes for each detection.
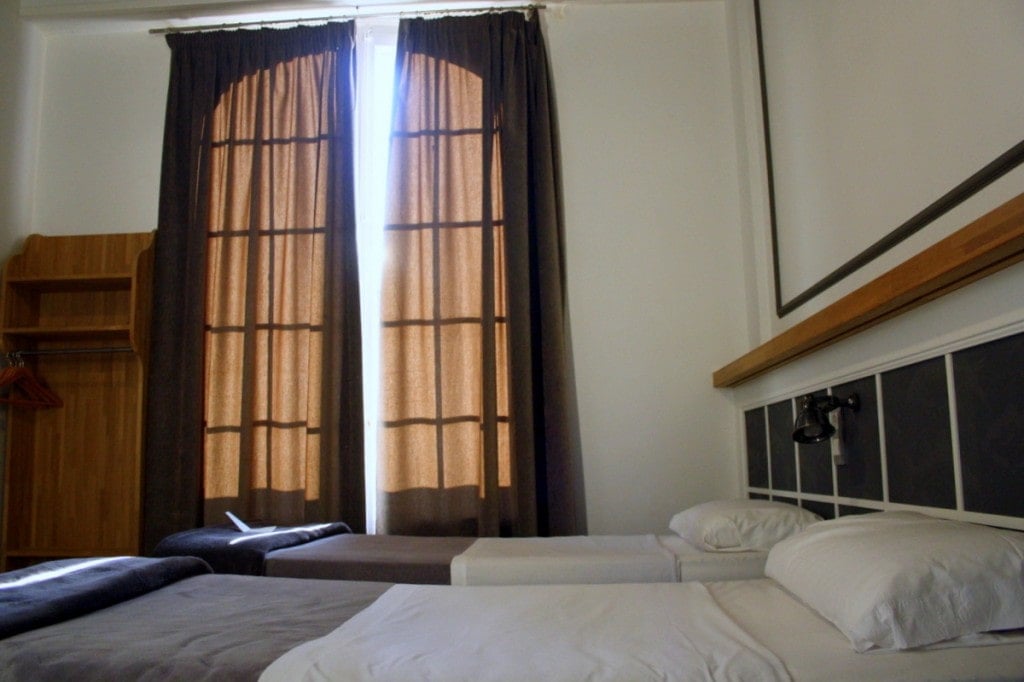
<box><xmin>1</xmin><ymin>232</ymin><xmax>153</xmax><ymax>570</ymax></box>
<box><xmin>4</xmin><ymin>232</ymin><xmax>153</xmax><ymax>279</ymax></box>
<box><xmin>713</xmin><ymin>192</ymin><xmax>1024</xmax><ymax>387</ymax></box>
<box><xmin>18</xmin><ymin>354</ymin><xmax>142</xmax><ymax>552</ymax></box>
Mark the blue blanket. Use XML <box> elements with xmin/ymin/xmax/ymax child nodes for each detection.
<box><xmin>0</xmin><ymin>556</ymin><xmax>212</xmax><ymax>640</ymax></box>
<box><xmin>152</xmin><ymin>522</ymin><xmax>352</xmax><ymax>575</ymax></box>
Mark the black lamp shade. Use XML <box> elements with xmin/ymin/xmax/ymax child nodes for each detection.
<box><xmin>793</xmin><ymin>410</ymin><xmax>834</xmax><ymax>443</ymax></box>
<box><xmin>792</xmin><ymin>393</ymin><xmax>858</xmax><ymax>444</ymax></box>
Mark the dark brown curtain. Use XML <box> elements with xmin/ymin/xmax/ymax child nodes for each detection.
<box><xmin>378</xmin><ymin>12</ymin><xmax>585</xmax><ymax>537</ymax></box>
<box><xmin>143</xmin><ymin>23</ymin><xmax>364</xmax><ymax>552</ymax></box>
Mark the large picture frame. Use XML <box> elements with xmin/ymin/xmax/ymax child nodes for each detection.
<box><xmin>754</xmin><ymin>0</ymin><xmax>1024</xmax><ymax>318</ymax></box>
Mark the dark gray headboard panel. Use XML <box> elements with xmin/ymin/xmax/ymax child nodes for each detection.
<box><xmin>745</xmin><ymin>328</ymin><xmax>1024</xmax><ymax>528</ymax></box>
<box><xmin>954</xmin><ymin>332</ymin><xmax>1024</xmax><ymax>517</ymax></box>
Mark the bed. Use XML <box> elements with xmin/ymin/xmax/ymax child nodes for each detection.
<box><xmin>4</xmin><ymin>511</ymin><xmax>1024</xmax><ymax>681</ymax></box>
<box><xmin>158</xmin><ymin>499</ymin><xmax>811</xmax><ymax>585</ymax></box>
<box><xmin>0</xmin><ymin>557</ymin><xmax>389</xmax><ymax>681</ymax></box>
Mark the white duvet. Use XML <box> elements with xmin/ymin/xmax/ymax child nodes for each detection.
<box><xmin>260</xmin><ymin>582</ymin><xmax>791</xmax><ymax>681</ymax></box>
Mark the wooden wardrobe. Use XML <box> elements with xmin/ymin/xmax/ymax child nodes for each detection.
<box><xmin>0</xmin><ymin>232</ymin><xmax>153</xmax><ymax>570</ymax></box>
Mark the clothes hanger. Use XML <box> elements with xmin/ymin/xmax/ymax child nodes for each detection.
<box><xmin>0</xmin><ymin>353</ymin><xmax>63</xmax><ymax>409</ymax></box>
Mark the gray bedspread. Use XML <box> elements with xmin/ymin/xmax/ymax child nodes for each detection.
<box><xmin>0</xmin><ymin>574</ymin><xmax>390</xmax><ymax>681</ymax></box>
<box><xmin>265</xmin><ymin>533</ymin><xmax>476</xmax><ymax>584</ymax></box>
<box><xmin>0</xmin><ymin>556</ymin><xmax>211</xmax><ymax>639</ymax></box>
<box><xmin>151</xmin><ymin>522</ymin><xmax>352</xmax><ymax>575</ymax></box>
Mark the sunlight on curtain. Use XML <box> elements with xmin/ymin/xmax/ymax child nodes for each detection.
<box><xmin>146</xmin><ymin>24</ymin><xmax>365</xmax><ymax>548</ymax></box>
<box><xmin>203</xmin><ymin>43</ymin><xmax>335</xmax><ymax>525</ymax></box>
<box><xmin>378</xmin><ymin>29</ymin><xmax>513</xmax><ymax>536</ymax></box>
<box><xmin>373</xmin><ymin>13</ymin><xmax>586</xmax><ymax>538</ymax></box>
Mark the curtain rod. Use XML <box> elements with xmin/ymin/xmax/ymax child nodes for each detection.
<box><xmin>149</xmin><ymin>3</ymin><xmax>545</xmax><ymax>35</ymax></box>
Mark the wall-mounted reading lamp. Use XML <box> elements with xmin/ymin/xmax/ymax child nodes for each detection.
<box><xmin>792</xmin><ymin>393</ymin><xmax>859</xmax><ymax>444</ymax></box>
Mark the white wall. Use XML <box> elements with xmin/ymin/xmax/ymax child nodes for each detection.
<box><xmin>3</xmin><ymin>1</ymin><xmax>749</xmax><ymax>534</ymax></box>
<box><xmin>31</xmin><ymin>31</ymin><xmax>167</xmax><ymax>236</ymax></box>
<box><xmin>0</xmin><ymin>0</ymin><xmax>44</xmax><ymax>263</ymax></box>
<box><xmin>761</xmin><ymin>1</ymin><xmax>1024</xmax><ymax>311</ymax></box>
<box><xmin>545</xmin><ymin>2</ymin><xmax>747</xmax><ymax>533</ymax></box>
<box><xmin>725</xmin><ymin>0</ymin><xmax>1024</xmax><ymax>433</ymax></box>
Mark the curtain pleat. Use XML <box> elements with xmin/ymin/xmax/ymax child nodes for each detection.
<box><xmin>143</xmin><ymin>23</ymin><xmax>364</xmax><ymax>551</ymax></box>
<box><xmin>378</xmin><ymin>12</ymin><xmax>585</xmax><ymax>536</ymax></box>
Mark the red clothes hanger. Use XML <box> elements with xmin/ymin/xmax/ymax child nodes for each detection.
<box><xmin>0</xmin><ymin>355</ymin><xmax>63</xmax><ymax>409</ymax></box>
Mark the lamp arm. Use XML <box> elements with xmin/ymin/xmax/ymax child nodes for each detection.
<box><xmin>816</xmin><ymin>393</ymin><xmax>860</xmax><ymax>413</ymax></box>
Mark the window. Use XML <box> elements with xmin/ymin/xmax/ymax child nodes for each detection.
<box><xmin>354</xmin><ymin>18</ymin><xmax>398</xmax><ymax>533</ymax></box>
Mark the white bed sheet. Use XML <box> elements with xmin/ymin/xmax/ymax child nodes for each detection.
<box><xmin>450</xmin><ymin>534</ymin><xmax>678</xmax><ymax>585</ymax></box>
<box><xmin>449</xmin><ymin>534</ymin><xmax>768</xmax><ymax>585</ymax></box>
<box><xmin>260</xmin><ymin>582</ymin><xmax>792</xmax><ymax>681</ymax></box>
<box><xmin>261</xmin><ymin>578</ymin><xmax>1024</xmax><ymax>681</ymax></box>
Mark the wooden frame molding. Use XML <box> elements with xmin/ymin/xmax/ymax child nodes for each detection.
<box><xmin>714</xmin><ymin>192</ymin><xmax>1024</xmax><ymax>387</ymax></box>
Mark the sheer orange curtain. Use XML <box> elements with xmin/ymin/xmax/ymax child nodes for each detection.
<box><xmin>144</xmin><ymin>24</ymin><xmax>364</xmax><ymax>547</ymax></box>
<box><xmin>378</xmin><ymin>12</ymin><xmax>585</xmax><ymax>537</ymax></box>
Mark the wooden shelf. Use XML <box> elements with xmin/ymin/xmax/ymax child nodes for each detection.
<box><xmin>3</xmin><ymin>325</ymin><xmax>132</xmax><ymax>342</ymax></box>
<box><xmin>713</xmin><ymin>192</ymin><xmax>1024</xmax><ymax>387</ymax></box>
<box><xmin>6</xmin><ymin>274</ymin><xmax>133</xmax><ymax>292</ymax></box>
<box><xmin>4</xmin><ymin>321</ymin><xmax>132</xmax><ymax>337</ymax></box>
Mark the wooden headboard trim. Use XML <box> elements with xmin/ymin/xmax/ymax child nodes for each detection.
<box><xmin>714</xmin><ymin>191</ymin><xmax>1024</xmax><ymax>387</ymax></box>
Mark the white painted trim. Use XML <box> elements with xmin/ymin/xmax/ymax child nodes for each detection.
<box><xmin>945</xmin><ymin>353</ymin><xmax>965</xmax><ymax>512</ymax></box>
<box><xmin>876</xmin><ymin>373</ymin><xmax>889</xmax><ymax>504</ymax></box>
<box><xmin>763</xmin><ymin>405</ymin><xmax>771</xmax><ymax>492</ymax></box>
<box><xmin>746</xmin><ymin>489</ymin><xmax>1024</xmax><ymax>532</ymax></box>
<box><xmin>789</xmin><ymin>397</ymin><xmax>799</xmax><ymax>503</ymax></box>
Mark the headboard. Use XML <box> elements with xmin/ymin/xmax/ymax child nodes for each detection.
<box><xmin>744</xmin><ymin>326</ymin><xmax>1024</xmax><ymax>531</ymax></box>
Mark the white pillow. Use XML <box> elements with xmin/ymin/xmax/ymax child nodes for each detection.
<box><xmin>669</xmin><ymin>499</ymin><xmax>821</xmax><ymax>552</ymax></box>
<box><xmin>765</xmin><ymin>511</ymin><xmax>1024</xmax><ymax>652</ymax></box>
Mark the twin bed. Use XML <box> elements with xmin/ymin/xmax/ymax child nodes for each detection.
<box><xmin>154</xmin><ymin>499</ymin><xmax>806</xmax><ymax>585</ymax></box>
<box><xmin>262</xmin><ymin>529</ymin><xmax>769</xmax><ymax>585</ymax></box>
<box><xmin>2</xmin><ymin>510</ymin><xmax>1024</xmax><ymax>680</ymax></box>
